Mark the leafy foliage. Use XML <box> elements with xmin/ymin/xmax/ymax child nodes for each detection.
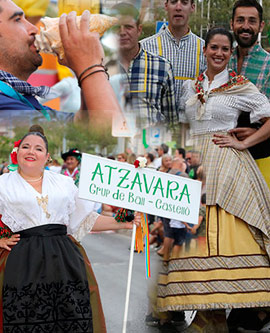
<box><xmin>0</xmin><ymin>122</ymin><xmax>117</xmax><ymax>162</ymax></box>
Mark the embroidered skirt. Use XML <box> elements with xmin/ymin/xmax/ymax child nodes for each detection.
<box><xmin>0</xmin><ymin>224</ymin><xmax>106</xmax><ymax>332</ymax></box>
<box><xmin>157</xmin><ymin>134</ymin><xmax>270</xmax><ymax>311</ymax></box>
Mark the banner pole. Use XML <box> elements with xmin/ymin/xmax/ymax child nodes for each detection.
<box><xmin>122</xmin><ymin>223</ymin><xmax>137</xmax><ymax>333</ymax></box>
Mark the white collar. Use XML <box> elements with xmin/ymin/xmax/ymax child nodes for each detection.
<box><xmin>203</xmin><ymin>68</ymin><xmax>229</xmax><ymax>91</ymax></box>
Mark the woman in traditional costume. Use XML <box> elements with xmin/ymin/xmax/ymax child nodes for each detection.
<box><xmin>0</xmin><ymin>127</ymin><xmax>139</xmax><ymax>332</ymax></box>
<box><xmin>157</xmin><ymin>27</ymin><xmax>270</xmax><ymax>332</ymax></box>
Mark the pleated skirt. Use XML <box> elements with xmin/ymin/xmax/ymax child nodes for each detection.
<box><xmin>157</xmin><ymin>134</ymin><xmax>270</xmax><ymax>312</ymax></box>
<box><xmin>0</xmin><ymin>224</ymin><xmax>106</xmax><ymax>332</ymax></box>
<box><xmin>158</xmin><ymin>206</ymin><xmax>270</xmax><ymax>311</ymax></box>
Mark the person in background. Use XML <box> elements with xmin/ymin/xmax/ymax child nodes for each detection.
<box><xmin>174</xmin><ymin>147</ymin><xmax>189</xmax><ymax>173</ymax></box>
<box><xmin>188</xmin><ymin>151</ymin><xmax>201</xmax><ymax>179</ymax></box>
<box><xmin>113</xmin><ymin>2</ymin><xmax>177</xmax><ymax>129</ymax></box>
<box><xmin>170</xmin><ymin>157</ymin><xmax>188</xmax><ymax>176</ymax></box>
<box><xmin>117</xmin><ymin>152</ymin><xmax>128</xmax><ymax>162</ymax></box>
<box><xmin>141</xmin><ymin>0</ymin><xmax>205</xmax><ymax>110</ymax></box>
<box><xmin>146</xmin><ymin>152</ymin><xmax>156</xmax><ymax>169</ymax></box>
<box><xmin>174</xmin><ymin>147</ymin><xmax>186</xmax><ymax>160</ymax></box>
<box><xmin>154</xmin><ymin>143</ymin><xmax>169</xmax><ymax>169</ymax></box>
<box><xmin>158</xmin><ymin>154</ymin><xmax>172</xmax><ymax>173</ymax></box>
<box><xmin>61</xmin><ymin>148</ymin><xmax>81</xmax><ymax>187</ymax></box>
<box><xmin>49</xmin><ymin>159</ymin><xmax>62</xmax><ymax>173</ymax></box>
<box><xmin>229</xmin><ymin>0</ymin><xmax>270</xmax><ymax>189</ymax></box>
<box><xmin>127</xmin><ymin>152</ymin><xmax>137</xmax><ymax>165</ymax></box>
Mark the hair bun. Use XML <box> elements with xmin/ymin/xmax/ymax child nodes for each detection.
<box><xmin>28</xmin><ymin>125</ymin><xmax>45</xmax><ymax>136</ymax></box>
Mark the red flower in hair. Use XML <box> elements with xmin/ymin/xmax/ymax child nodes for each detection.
<box><xmin>10</xmin><ymin>139</ymin><xmax>21</xmax><ymax>165</ymax></box>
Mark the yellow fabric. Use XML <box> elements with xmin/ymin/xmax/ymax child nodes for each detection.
<box><xmin>157</xmin><ymin>206</ymin><xmax>270</xmax><ymax>311</ymax></box>
<box><xmin>157</xmin><ymin>36</ymin><xmax>162</xmax><ymax>56</ymax></box>
<box><xmin>135</xmin><ymin>225</ymin><xmax>144</xmax><ymax>253</ymax></box>
<box><xmin>211</xmin><ymin>206</ymin><xmax>265</xmax><ymax>256</ymax></box>
<box><xmin>196</xmin><ymin>38</ymin><xmax>200</xmax><ymax>77</ymax></box>
<box><xmin>13</xmin><ymin>0</ymin><xmax>49</xmax><ymax>17</ymax></box>
<box><xmin>128</xmin><ymin>50</ymin><xmax>148</xmax><ymax>93</ymax></box>
<box><xmin>161</xmin><ymin>267</ymin><xmax>270</xmax><ymax>282</ymax></box>
<box><xmin>56</xmin><ymin>62</ymin><xmax>73</xmax><ymax>80</ymax></box>
<box><xmin>58</xmin><ymin>0</ymin><xmax>100</xmax><ymax>15</ymax></box>
<box><xmin>158</xmin><ymin>292</ymin><xmax>270</xmax><ymax>310</ymax></box>
<box><xmin>256</xmin><ymin>156</ymin><xmax>270</xmax><ymax>189</ymax></box>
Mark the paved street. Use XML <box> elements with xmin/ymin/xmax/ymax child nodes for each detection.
<box><xmin>81</xmin><ymin>231</ymin><xmax>189</xmax><ymax>333</ymax></box>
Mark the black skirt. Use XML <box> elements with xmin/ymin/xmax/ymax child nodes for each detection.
<box><xmin>0</xmin><ymin>224</ymin><xmax>106</xmax><ymax>333</ymax></box>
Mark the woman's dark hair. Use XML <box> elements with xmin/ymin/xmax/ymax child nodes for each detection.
<box><xmin>147</xmin><ymin>153</ymin><xmax>154</xmax><ymax>162</ymax></box>
<box><xmin>201</xmin><ymin>193</ymin><xmax>206</xmax><ymax>204</ymax></box>
<box><xmin>205</xmin><ymin>27</ymin><xmax>233</xmax><ymax>49</ymax></box>
<box><xmin>176</xmin><ymin>147</ymin><xmax>186</xmax><ymax>159</ymax></box>
<box><xmin>19</xmin><ymin>125</ymin><xmax>48</xmax><ymax>152</ymax></box>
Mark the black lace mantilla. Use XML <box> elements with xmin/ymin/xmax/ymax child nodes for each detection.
<box><xmin>3</xmin><ymin>280</ymin><xmax>93</xmax><ymax>333</ymax></box>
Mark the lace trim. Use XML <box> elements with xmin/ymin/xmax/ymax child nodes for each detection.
<box><xmin>0</xmin><ymin>203</ymin><xmax>28</xmax><ymax>232</ymax></box>
<box><xmin>72</xmin><ymin>211</ymin><xmax>99</xmax><ymax>241</ymax></box>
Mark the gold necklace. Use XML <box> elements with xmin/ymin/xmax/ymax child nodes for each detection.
<box><xmin>24</xmin><ymin>175</ymin><xmax>43</xmax><ymax>182</ymax></box>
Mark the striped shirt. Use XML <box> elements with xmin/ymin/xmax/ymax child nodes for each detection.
<box><xmin>141</xmin><ymin>27</ymin><xmax>206</xmax><ymax>109</ymax></box>
<box><xmin>229</xmin><ymin>44</ymin><xmax>270</xmax><ymax>99</ymax></box>
<box><xmin>120</xmin><ymin>45</ymin><xmax>177</xmax><ymax>128</ymax></box>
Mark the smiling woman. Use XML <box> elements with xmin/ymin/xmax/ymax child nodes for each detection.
<box><xmin>0</xmin><ymin>125</ymin><xmax>140</xmax><ymax>332</ymax></box>
<box><xmin>159</xmin><ymin>27</ymin><xmax>270</xmax><ymax>332</ymax></box>
<box><xmin>16</xmin><ymin>129</ymin><xmax>49</xmax><ymax>193</ymax></box>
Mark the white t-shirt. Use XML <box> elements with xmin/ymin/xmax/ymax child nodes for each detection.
<box><xmin>169</xmin><ymin>219</ymin><xmax>185</xmax><ymax>229</ymax></box>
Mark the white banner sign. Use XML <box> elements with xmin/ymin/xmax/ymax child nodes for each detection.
<box><xmin>79</xmin><ymin>153</ymin><xmax>202</xmax><ymax>224</ymax></box>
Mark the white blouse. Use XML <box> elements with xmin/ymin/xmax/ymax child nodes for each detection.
<box><xmin>179</xmin><ymin>69</ymin><xmax>270</xmax><ymax>135</ymax></box>
<box><xmin>0</xmin><ymin>170</ymin><xmax>99</xmax><ymax>241</ymax></box>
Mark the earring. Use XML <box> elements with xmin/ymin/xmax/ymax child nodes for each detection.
<box><xmin>48</xmin><ymin>157</ymin><xmax>53</xmax><ymax>163</ymax></box>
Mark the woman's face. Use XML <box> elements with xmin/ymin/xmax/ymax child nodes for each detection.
<box><xmin>17</xmin><ymin>135</ymin><xmax>49</xmax><ymax>174</ymax></box>
<box><xmin>204</xmin><ymin>34</ymin><xmax>232</xmax><ymax>74</ymax></box>
<box><xmin>65</xmin><ymin>156</ymin><xmax>79</xmax><ymax>172</ymax></box>
<box><xmin>162</xmin><ymin>156</ymin><xmax>172</xmax><ymax>169</ymax></box>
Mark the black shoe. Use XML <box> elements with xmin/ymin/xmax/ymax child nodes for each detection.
<box><xmin>145</xmin><ymin>313</ymin><xmax>160</xmax><ymax>327</ymax></box>
<box><xmin>228</xmin><ymin>309</ymin><xmax>270</xmax><ymax>333</ymax></box>
<box><xmin>170</xmin><ymin>311</ymin><xmax>186</xmax><ymax>325</ymax></box>
<box><xmin>158</xmin><ymin>321</ymin><xmax>178</xmax><ymax>332</ymax></box>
